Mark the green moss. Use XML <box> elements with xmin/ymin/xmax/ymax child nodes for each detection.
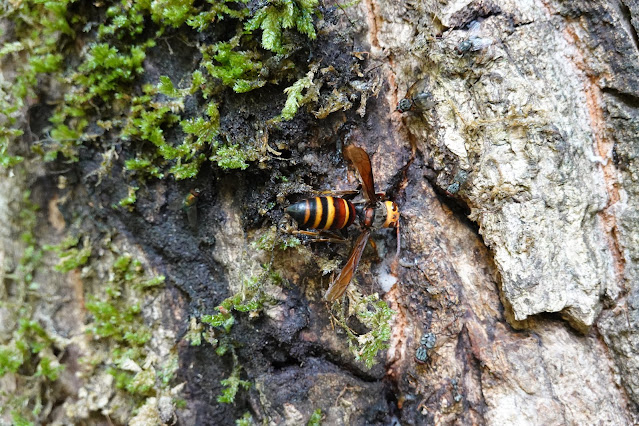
<box><xmin>332</xmin><ymin>291</ymin><xmax>395</xmax><ymax>369</ymax></box>
<box><xmin>75</xmin><ymin>43</ymin><xmax>149</xmax><ymax>102</ymax></box>
<box><xmin>83</xmin><ymin>250</ymin><xmax>167</xmax><ymax>401</ymax></box>
<box><xmin>200</xmin><ymin>261</ymin><xmax>280</xmax><ymax>338</ymax></box>
<box><xmin>252</xmin><ymin>226</ymin><xmax>300</xmax><ymax>251</ymax></box>
<box><xmin>0</xmin><ymin>80</ymin><xmax>25</xmax><ymax>167</ymax></box>
<box><xmin>236</xmin><ymin>412</ymin><xmax>254</xmax><ymax>425</ymax></box>
<box><xmin>187</xmin><ymin>0</ymin><xmax>249</xmax><ymax>31</ymax></box>
<box><xmin>157</xmin><ymin>355</ymin><xmax>179</xmax><ymax>387</ymax></box>
<box><xmin>35</xmin><ymin>356</ymin><xmax>64</xmax><ymax>382</ymax></box>
<box><xmin>124</xmin><ymin>157</ymin><xmax>163</xmax><ymax>179</ymax></box>
<box><xmin>0</xmin><ymin>318</ymin><xmax>63</xmax><ymax>382</ymax></box>
<box><xmin>245</xmin><ymin>0</ymin><xmax>319</xmax><ymax>54</ymax></box>
<box><xmin>210</xmin><ymin>143</ymin><xmax>257</xmax><ymax>170</ymax></box>
<box><xmin>99</xmin><ymin>2</ymin><xmax>147</xmax><ymax>39</ymax></box>
<box><xmin>11</xmin><ymin>411</ymin><xmax>34</xmax><ymax>426</ymax></box>
<box><xmin>203</xmin><ymin>37</ymin><xmax>265</xmax><ymax>92</ymax></box>
<box><xmin>185</xmin><ymin>317</ymin><xmax>204</xmax><ymax>346</ymax></box>
<box><xmin>218</xmin><ymin>362</ymin><xmax>251</xmax><ymax>404</ymax></box>
<box><xmin>88</xmin><ymin>298</ymin><xmax>144</xmax><ymax>341</ymax></box>
<box><xmin>0</xmin><ymin>190</ymin><xmax>64</xmax><ymax>422</ymax></box>
<box><xmin>180</xmin><ymin>101</ymin><xmax>220</xmax><ymax>150</ymax></box>
<box><xmin>43</xmin><ymin>235</ymin><xmax>92</xmax><ymax>273</ymax></box>
<box><xmin>2</xmin><ymin>0</ymin><xmax>324</xmax><ymax>185</ymax></box>
<box><xmin>307</xmin><ymin>408</ymin><xmax>323</xmax><ymax>426</ymax></box>
<box><xmin>137</xmin><ymin>275</ymin><xmax>166</xmax><ymax>290</ymax></box>
<box><xmin>118</xmin><ymin>186</ymin><xmax>139</xmax><ymax>210</ymax></box>
<box><xmin>157</xmin><ymin>76</ymin><xmax>185</xmax><ymax>98</ymax></box>
<box><xmin>113</xmin><ymin>254</ymin><xmax>135</xmax><ymax>274</ymax></box>
<box><xmin>149</xmin><ymin>0</ymin><xmax>197</xmax><ymax>27</ymax></box>
<box><xmin>279</xmin><ymin>71</ymin><xmax>315</xmax><ymax>120</ymax></box>
<box><xmin>126</xmin><ymin>369</ymin><xmax>156</xmax><ymax>395</ymax></box>
<box><xmin>201</xmin><ymin>305</ymin><xmax>236</xmax><ymax>334</ymax></box>
<box><xmin>2</xmin><ymin>191</ymin><xmax>45</xmax><ymax>289</ymax></box>
<box><xmin>46</xmin><ymin>39</ymin><xmax>154</xmax><ymax>161</ymax></box>
<box><xmin>0</xmin><ymin>347</ymin><xmax>23</xmax><ymax>376</ymax></box>
<box><xmin>0</xmin><ymin>0</ymin><xmax>75</xmax><ymax>167</ymax></box>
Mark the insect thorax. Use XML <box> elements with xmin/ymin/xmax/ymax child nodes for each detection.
<box><xmin>397</xmin><ymin>98</ymin><xmax>413</xmax><ymax>113</ymax></box>
<box><xmin>356</xmin><ymin>202</ymin><xmax>398</xmax><ymax>229</ymax></box>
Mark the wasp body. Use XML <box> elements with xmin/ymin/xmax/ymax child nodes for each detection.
<box><xmin>285</xmin><ymin>196</ymin><xmax>356</xmax><ymax>231</ymax></box>
<box><xmin>285</xmin><ymin>146</ymin><xmax>400</xmax><ymax>301</ymax></box>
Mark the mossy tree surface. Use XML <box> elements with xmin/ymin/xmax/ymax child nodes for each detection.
<box><xmin>0</xmin><ymin>0</ymin><xmax>400</xmax><ymax>424</ymax></box>
<box><xmin>6</xmin><ymin>0</ymin><xmax>639</xmax><ymax>424</ymax></box>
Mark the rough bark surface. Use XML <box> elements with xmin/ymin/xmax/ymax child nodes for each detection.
<box><xmin>2</xmin><ymin>0</ymin><xmax>639</xmax><ymax>425</ymax></box>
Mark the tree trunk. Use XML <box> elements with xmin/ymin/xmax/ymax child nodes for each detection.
<box><xmin>1</xmin><ymin>0</ymin><xmax>639</xmax><ymax>425</ymax></box>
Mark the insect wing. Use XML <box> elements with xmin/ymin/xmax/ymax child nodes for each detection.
<box><xmin>412</xmin><ymin>90</ymin><xmax>436</xmax><ymax>111</ymax></box>
<box><xmin>324</xmin><ymin>229</ymin><xmax>371</xmax><ymax>301</ymax></box>
<box><xmin>343</xmin><ymin>145</ymin><xmax>377</xmax><ymax>203</ymax></box>
<box><xmin>406</xmin><ymin>78</ymin><xmax>428</xmax><ymax>100</ymax></box>
<box><xmin>405</xmin><ymin>80</ymin><xmax>418</xmax><ymax>100</ymax></box>
<box><xmin>185</xmin><ymin>204</ymin><xmax>198</xmax><ymax>229</ymax></box>
<box><xmin>467</xmin><ymin>20</ymin><xmax>481</xmax><ymax>38</ymax></box>
<box><xmin>470</xmin><ymin>37</ymin><xmax>492</xmax><ymax>51</ymax></box>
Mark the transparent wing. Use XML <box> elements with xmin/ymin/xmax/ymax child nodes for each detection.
<box><xmin>405</xmin><ymin>78</ymin><xmax>429</xmax><ymax>100</ymax></box>
<box><xmin>467</xmin><ymin>20</ymin><xmax>481</xmax><ymax>38</ymax></box>
<box><xmin>470</xmin><ymin>37</ymin><xmax>493</xmax><ymax>51</ymax></box>
<box><xmin>185</xmin><ymin>204</ymin><xmax>198</xmax><ymax>229</ymax></box>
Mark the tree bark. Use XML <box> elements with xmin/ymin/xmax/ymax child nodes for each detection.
<box><xmin>1</xmin><ymin>0</ymin><xmax>639</xmax><ymax>425</ymax></box>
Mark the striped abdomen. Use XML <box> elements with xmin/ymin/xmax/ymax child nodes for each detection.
<box><xmin>285</xmin><ymin>197</ymin><xmax>356</xmax><ymax>230</ymax></box>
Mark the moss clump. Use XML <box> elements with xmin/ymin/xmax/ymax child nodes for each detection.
<box><xmin>252</xmin><ymin>226</ymin><xmax>301</xmax><ymax>251</ymax></box>
<box><xmin>0</xmin><ymin>318</ymin><xmax>64</xmax><ymax>425</ymax></box>
<box><xmin>43</xmin><ymin>235</ymin><xmax>91</xmax><ymax>273</ymax></box>
<box><xmin>332</xmin><ymin>291</ymin><xmax>396</xmax><ymax>369</ymax></box>
<box><xmin>236</xmin><ymin>412</ymin><xmax>254</xmax><ymax>426</ymax></box>
<box><xmin>277</xmin><ymin>69</ymin><xmax>318</xmax><ymax>121</ymax></box>
<box><xmin>187</xmin><ymin>233</ymin><xmax>292</xmax><ymax>407</ymax></box>
<box><xmin>307</xmin><ymin>408</ymin><xmax>323</xmax><ymax>426</ymax></box>
<box><xmin>202</xmin><ymin>36</ymin><xmax>266</xmax><ymax>93</ymax></box>
<box><xmin>117</xmin><ymin>186</ymin><xmax>139</xmax><ymax>210</ymax></box>
<box><xmin>84</xmin><ymin>250</ymin><xmax>169</xmax><ymax>408</ymax></box>
<box><xmin>218</xmin><ymin>361</ymin><xmax>252</xmax><ymax>404</ymax></box>
<box><xmin>2</xmin><ymin>0</ymin><xmax>324</xmax><ymax>190</ymax></box>
<box><xmin>7</xmin><ymin>191</ymin><xmax>44</xmax><ymax>289</ymax></box>
<box><xmin>86</xmin><ymin>294</ymin><xmax>151</xmax><ymax>346</ymax></box>
<box><xmin>200</xmin><ymin>264</ymin><xmax>281</xmax><ymax>335</ymax></box>
<box><xmin>0</xmin><ymin>319</ymin><xmax>63</xmax><ymax>380</ymax></box>
<box><xmin>245</xmin><ymin>0</ymin><xmax>319</xmax><ymax>54</ymax></box>
<box><xmin>0</xmin><ymin>191</ymin><xmax>62</xmax><ymax>424</ymax></box>
<box><xmin>46</xmin><ymin>37</ymin><xmax>154</xmax><ymax>162</ymax></box>
<box><xmin>196</xmin><ymin>267</ymin><xmax>277</xmax><ymax>357</ymax></box>
<box><xmin>0</xmin><ymin>0</ymin><xmax>75</xmax><ymax>166</ymax></box>
<box><xmin>184</xmin><ymin>317</ymin><xmax>205</xmax><ymax>347</ymax></box>
<box><xmin>111</xmin><ymin>254</ymin><xmax>167</xmax><ymax>290</ymax></box>
<box><xmin>210</xmin><ymin>143</ymin><xmax>257</xmax><ymax>170</ymax></box>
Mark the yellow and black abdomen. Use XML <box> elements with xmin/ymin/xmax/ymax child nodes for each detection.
<box><xmin>285</xmin><ymin>197</ymin><xmax>356</xmax><ymax>230</ymax></box>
